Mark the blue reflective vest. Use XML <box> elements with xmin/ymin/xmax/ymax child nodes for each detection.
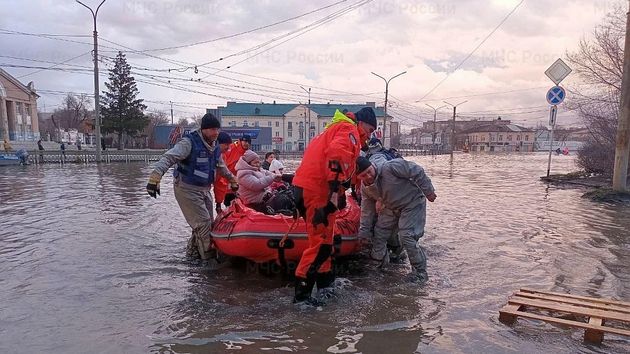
<box><xmin>173</xmin><ymin>131</ymin><xmax>221</xmax><ymax>187</ymax></box>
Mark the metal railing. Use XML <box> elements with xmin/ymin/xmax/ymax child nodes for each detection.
<box><xmin>28</xmin><ymin>150</ymin><xmax>166</xmax><ymax>164</ymax></box>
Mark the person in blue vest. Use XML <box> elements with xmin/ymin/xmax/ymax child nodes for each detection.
<box><xmin>146</xmin><ymin>113</ymin><xmax>238</xmax><ymax>261</ymax></box>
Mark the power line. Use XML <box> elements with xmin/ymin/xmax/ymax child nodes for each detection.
<box><xmin>416</xmin><ymin>0</ymin><xmax>526</xmax><ymax>102</ymax></box>
<box><xmin>139</xmin><ymin>0</ymin><xmax>350</xmax><ymax>52</ymax></box>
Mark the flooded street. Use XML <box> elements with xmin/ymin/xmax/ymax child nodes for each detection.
<box><xmin>1</xmin><ymin>153</ymin><xmax>629</xmax><ymax>353</ymax></box>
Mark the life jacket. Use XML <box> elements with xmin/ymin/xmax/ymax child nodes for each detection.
<box><xmin>173</xmin><ymin>131</ymin><xmax>221</xmax><ymax>187</ymax></box>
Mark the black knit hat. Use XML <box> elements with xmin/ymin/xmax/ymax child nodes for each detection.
<box><xmin>241</xmin><ymin>134</ymin><xmax>252</xmax><ymax>143</ymax></box>
<box><xmin>356</xmin><ymin>156</ymin><xmax>373</xmax><ymax>174</ymax></box>
<box><xmin>201</xmin><ymin>113</ymin><xmax>221</xmax><ymax>129</ymax></box>
<box><xmin>354</xmin><ymin>107</ymin><xmax>377</xmax><ymax>129</ymax></box>
<box><xmin>217</xmin><ymin>132</ymin><xmax>232</xmax><ymax>144</ymax></box>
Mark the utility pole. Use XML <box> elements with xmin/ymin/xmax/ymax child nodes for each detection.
<box><xmin>443</xmin><ymin>100</ymin><xmax>468</xmax><ymax>158</ymax></box>
<box><xmin>371</xmin><ymin>71</ymin><xmax>406</xmax><ymax>146</ymax></box>
<box><xmin>76</xmin><ymin>0</ymin><xmax>106</xmax><ymax>162</ymax></box>
<box><xmin>300</xmin><ymin>86</ymin><xmax>311</xmax><ymax>145</ymax></box>
<box><xmin>613</xmin><ymin>1</ymin><xmax>630</xmax><ymax>192</ymax></box>
<box><xmin>170</xmin><ymin>101</ymin><xmax>174</xmax><ymax>125</ymax></box>
<box><xmin>426</xmin><ymin>103</ymin><xmax>447</xmax><ymax>150</ymax></box>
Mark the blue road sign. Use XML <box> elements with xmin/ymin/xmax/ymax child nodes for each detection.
<box><xmin>546</xmin><ymin>86</ymin><xmax>566</xmax><ymax>105</ymax></box>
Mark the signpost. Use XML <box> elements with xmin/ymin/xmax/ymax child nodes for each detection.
<box><xmin>544</xmin><ymin>59</ymin><xmax>572</xmax><ymax>177</ymax></box>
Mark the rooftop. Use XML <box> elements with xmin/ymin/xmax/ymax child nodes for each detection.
<box><xmin>216</xmin><ymin>101</ymin><xmax>386</xmax><ymax>117</ymax></box>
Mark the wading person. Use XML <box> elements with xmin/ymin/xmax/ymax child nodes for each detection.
<box><xmin>212</xmin><ymin>132</ymin><xmax>233</xmax><ymax>215</ymax></box>
<box><xmin>292</xmin><ymin>107</ymin><xmax>376</xmax><ymax>305</ymax></box>
<box><xmin>146</xmin><ymin>113</ymin><xmax>238</xmax><ymax>261</ymax></box>
<box><xmin>214</xmin><ymin>134</ymin><xmax>251</xmax><ymax>211</ymax></box>
<box><xmin>355</xmin><ymin>156</ymin><xmax>437</xmax><ymax>283</ymax></box>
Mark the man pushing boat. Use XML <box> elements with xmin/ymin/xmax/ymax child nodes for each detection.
<box><xmin>146</xmin><ymin>113</ymin><xmax>238</xmax><ymax>262</ymax></box>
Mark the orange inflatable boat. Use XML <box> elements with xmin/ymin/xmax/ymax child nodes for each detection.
<box><xmin>211</xmin><ymin>195</ymin><xmax>363</xmax><ymax>263</ymax></box>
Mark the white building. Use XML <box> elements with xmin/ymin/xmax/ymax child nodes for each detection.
<box><xmin>215</xmin><ymin>101</ymin><xmax>390</xmax><ymax>152</ymax></box>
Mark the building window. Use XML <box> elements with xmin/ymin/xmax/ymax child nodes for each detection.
<box><xmin>517</xmin><ymin>135</ymin><xmax>521</xmax><ymax>141</ymax></box>
<box><xmin>498</xmin><ymin>134</ymin><xmax>503</xmax><ymax>141</ymax></box>
<box><xmin>481</xmin><ymin>135</ymin><xmax>486</xmax><ymax>142</ymax></box>
<box><xmin>525</xmin><ymin>135</ymin><xmax>529</xmax><ymax>141</ymax></box>
<box><xmin>288</xmin><ymin>131</ymin><xmax>292</xmax><ymax>138</ymax></box>
<box><xmin>275</xmin><ymin>131</ymin><xmax>279</xmax><ymax>137</ymax></box>
<box><xmin>299</xmin><ymin>131</ymin><xmax>304</xmax><ymax>140</ymax></box>
<box><xmin>268</xmin><ymin>121</ymin><xmax>272</xmax><ymax>127</ymax></box>
<box><xmin>322</xmin><ymin>121</ymin><xmax>327</xmax><ymax>127</ymax></box>
<box><xmin>230</xmin><ymin>121</ymin><xmax>236</xmax><ymax>127</ymax></box>
<box><xmin>275</xmin><ymin>121</ymin><xmax>279</xmax><ymax>127</ymax></box>
<box><xmin>243</xmin><ymin>120</ymin><xmax>248</xmax><ymax>127</ymax></box>
<box><xmin>507</xmin><ymin>135</ymin><xmax>512</xmax><ymax>141</ymax></box>
<box><xmin>288</xmin><ymin>122</ymin><xmax>293</xmax><ymax>130</ymax></box>
<box><xmin>310</xmin><ymin>132</ymin><xmax>315</xmax><ymax>138</ymax></box>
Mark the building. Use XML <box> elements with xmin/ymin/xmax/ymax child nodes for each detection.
<box><xmin>463</xmin><ymin>122</ymin><xmax>535</xmax><ymax>152</ymax></box>
<box><xmin>534</xmin><ymin>127</ymin><xmax>589</xmax><ymax>152</ymax></box>
<box><xmin>213</xmin><ymin>101</ymin><xmax>389</xmax><ymax>152</ymax></box>
<box><xmin>0</xmin><ymin>69</ymin><xmax>40</xmax><ymax>141</ymax></box>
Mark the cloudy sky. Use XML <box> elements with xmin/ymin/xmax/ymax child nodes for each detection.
<box><xmin>0</xmin><ymin>0</ymin><xmax>623</xmax><ymax>129</ymax></box>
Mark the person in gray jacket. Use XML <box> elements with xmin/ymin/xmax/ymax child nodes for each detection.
<box><xmin>355</xmin><ymin>156</ymin><xmax>437</xmax><ymax>282</ymax></box>
<box><xmin>146</xmin><ymin>113</ymin><xmax>238</xmax><ymax>261</ymax></box>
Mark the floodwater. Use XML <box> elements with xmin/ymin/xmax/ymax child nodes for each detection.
<box><xmin>1</xmin><ymin>153</ymin><xmax>629</xmax><ymax>353</ymax></box>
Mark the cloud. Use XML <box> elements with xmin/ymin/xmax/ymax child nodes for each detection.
<box><xmin>0</xmin><ymin>0</ymin><xmax>619</xmax><ymax>127</ymax></box>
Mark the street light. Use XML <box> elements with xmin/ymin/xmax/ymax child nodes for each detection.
<box><xmin>300</xmin><ymin>86</ymin><xmax>311</xmax><ymax>145</ymax></box>
<box><xmin>371</xmin><ymin>71</ymin><xmax>406</xmax><ymax>146</ymax></box>
<box><xmin>443</xmin><ymin>100</ymin><xmax>468</xmax><ymax>157</ymax></box>
<box><xmin>425</xmin><ymin>103</ymin><xmax>447</xmax><ymax>150</ymax></box>
<box><xmin>76</xmin><ymin>0</ymin><xmax>106</xmax><ymax>162</ymax></box>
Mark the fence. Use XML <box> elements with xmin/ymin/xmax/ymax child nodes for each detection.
<box><xmin>28</xmin><ymin>150</ymin><xmax>166</xmax><ymax>164</ymax></box>
<box><xmin>23</xmin><ymin>148</ymin><xmax>450</xmax><ymax>164</ymax></box>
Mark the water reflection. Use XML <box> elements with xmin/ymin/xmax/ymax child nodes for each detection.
<box><xmin>1</xmin><ymin>154</ymin><xmax>629</xmax><ymax>353</ymax></box>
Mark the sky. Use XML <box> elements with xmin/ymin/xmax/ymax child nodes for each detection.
<box><xmin>0</xmin><ymin>0</ymin><xmax>624</xmax><ymax>130</ymax></box>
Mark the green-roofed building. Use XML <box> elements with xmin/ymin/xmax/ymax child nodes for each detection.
<box><xmin>209</xmin><ymin>101</ymin><xmax>392</xmax><ymax>152</ymax></box>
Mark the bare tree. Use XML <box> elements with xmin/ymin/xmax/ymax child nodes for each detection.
<box><xmin>52</xmin><ymin>94</ymin><xmax>92</xmax><ymax>130</ymax></box>
<box><xmin>566</xmin><ymin>5</ymin><xmax>626</xmax><ymax>175</ymax></box>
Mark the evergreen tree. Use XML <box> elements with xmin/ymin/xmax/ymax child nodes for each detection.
<box><xmin>101</xmin><ymin>51</ymin><xmax>148</xmax><ymax>149</ymax></box>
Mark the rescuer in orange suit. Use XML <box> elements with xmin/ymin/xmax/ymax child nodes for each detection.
<box><xmin>214</xmin><ymin>134</ymin><xmax>251</xmax><ymax>214</ymax></box>
<box><xmin>292</xmin><ymin>107</ymin><xmax>377</xmax><ymax>305</ymax></box>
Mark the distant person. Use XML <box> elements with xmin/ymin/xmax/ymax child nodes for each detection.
<box><xmin>101</xmin><ymin>137</ymin><xmax>106</xmax><ymax>151</ymax></box>
<box><xmin>262</xmin><ymin>152</ymin><xmax>275</xmax><ymax>170</ymax></box>
<box><xmin>76</xmin><ymin>139</ymin><xmax>82</xmax><ymax>151</ymax></box>
<box><xmin>37</xmin><ymin>139</ymin><xmax>45</xmax><ymax>162</ymax></box>
<box><xmin>555</xmin><ymin>147</ymin><xmax>561</xmax><ymax>155</ymax></box>
<box><xmin>3</xmin><ymin>139</ymin><xmax>13</xmax><ymax>152</ymax></box>
<box><xmin>60</xmin><ymin>141</ymin><xmax>66</xmax><ymax>160</ymax></box>
<box><xmin>562</xmin><ymin>146</ymin><xmax>569</xmax><ymax>155</ymax></box>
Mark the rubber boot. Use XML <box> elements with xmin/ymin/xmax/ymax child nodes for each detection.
<box><xmin>389</xmin><ymin>247</ymin><xmax>408</xmax><ymax>264</ymax></box>
<box><xmin>293</xmin><ymin>277</ymin><xmax>322</xmax><ymax>306</ymax></box>
<box><xmin>406</xmin><ymin>265</ymin><xmax>429</xmax><ymax>284</ymax></box>
<box><xmin>316</xmin><ymin>272</ymin><xmax>336</xmax><ymax>300</ymax></box>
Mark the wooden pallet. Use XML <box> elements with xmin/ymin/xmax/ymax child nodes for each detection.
<box><xmin>499</xmin><ymin>288</ymin><xmax>630</xmax><ymax>344</ymax></box>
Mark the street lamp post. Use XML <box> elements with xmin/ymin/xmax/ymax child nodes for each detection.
<box><xmin>425</xmin><ymin>103</ymin><xmax>447</xmax><ymax>150</ymax></box>
<box><xmin>443</xmin><ymin>100</ymin><xmax>468</xmax><ymax>158</ymax></box>
<box><xmin>371</xmin><ymin>71</ymin><xmax>406</xmax><ymax>146</ymax></box>
<box><xmin>76</xmin><ymin>0</ymin><xmax>106</xmax><ymax>162</ymax></box>
<box><xmin>300</xmin><ymin>86</ymin><xmax>311</xmax><ymax>145</ymax></box>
